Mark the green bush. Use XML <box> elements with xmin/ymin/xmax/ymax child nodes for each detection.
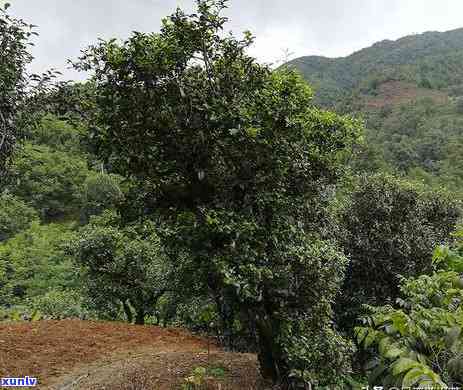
<box><xmin>28</xmin><ymin>290</ymin><xmax>97</xmax><ymax>320</ymax></box>
<box><xmin>337</xmin><ymin>174</ymin><xmax>460</xmax><ymax>331</ymax></box>
<box><xmin>0</xmin><ymin>305</ymin><xmax>42</xmax><ymax>322</ymax></box>
<box><xmin>0</xmin><ymin>221</ymin><xmax>77</xmax><ymax>306</ymax></box>
<box><xmin>25</xmin><ymin>114</ymin><xmax>84</xmax><ymax>153</ymax></box>
<box><xmin>0</xmin><ymin>192</ymin><xmax>38</xmax><ymax>242</ymax></box>
<box><xmin>69</xmin><ymin>212</ymin><xmax>172</xmax><ymax>325</ymax></box>
<box><xmin>10</xmin><ymin>142</ymin><xmax>90</xmax><ymax>219</ymax></box>
<box><xmin>283</xmin><ymin>323</ymin><xmax>355</xmax><ymax>387</ymax></box>
<box><xmin>356</xmin><ymin>229</ymin><xmax>463</xmax><ymax>388</ymax></box>
<box><xmin>80</xmin><ymin>172</ymin><xmax>124</xmax><ymax>222</ymax></box>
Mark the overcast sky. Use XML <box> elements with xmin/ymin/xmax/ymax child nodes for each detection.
<box><xmin>7</xmin><ymin>0</ymin><xmax>463</xmax><ymax>80</ymax></box>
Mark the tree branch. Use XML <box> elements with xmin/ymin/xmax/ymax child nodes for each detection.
<box><xmin>0</xmin><ymin>110</ymin><xmax>7</xmax><ymax>152</ymax></box>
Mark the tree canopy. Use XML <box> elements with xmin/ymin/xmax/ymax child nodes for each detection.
<box><xmin>0</xmin><ymin>3</ymin><xmax>34</xmax><ymax>177</ymax></box>
<box><xmin>75</xmin><ymin>0</ymin><xmax>361</xmax><ymax>385</ymax></box>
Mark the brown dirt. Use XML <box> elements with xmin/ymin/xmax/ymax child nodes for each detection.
<box><xmin>364</xmin><ymin>80</ymin><xmax>449</xmax><ymax>109</ymax></box>
<box><xmin>0</xmin><ymin>320</ymin><xmax>263</xmax><ymax>389</ymax></box>
<box><xmin>57</xmin><ymin>351</ymin><xmax>262</xmax><ymax>390</ymax></box>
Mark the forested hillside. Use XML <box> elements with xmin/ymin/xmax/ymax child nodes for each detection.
<box><xmin>1</xmin><ymin>1</ymin><xmax>463</xmax><ymax>389</ymax></box>
<box><xmin>287</xmin><ymin>29</ymin><xmax>463</xmax><ymax>199</ymax></box>
<box><xmin>287</xmin><ymin>28</ymin><xmax>463</xmax><ymax>106</ymax></box>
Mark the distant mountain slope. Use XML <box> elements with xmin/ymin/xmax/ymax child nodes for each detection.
<box><xmin>286</xmin><ymin>28</ymin><xmax>463</xmax><ymax>198</ymax></box>
<box><xmin>287</xmin><ymin>28</ymin><xmax>463</xmax><ymax>107</ymax></box>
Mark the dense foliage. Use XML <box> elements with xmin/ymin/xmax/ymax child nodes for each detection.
<box><xmin>9</xmin><ymin>142</ymin><xmax>90</xmax><ymax>219</ymax></box>
<box><xmin>0</xmin><ymin>192</ymin><xmax>38</xmax><ymax>241</ymax></box>
<box><xmin>0</xmin><ymin>3</ymin><xmax>34</xmax><ymax>177</ymax></box>
<box><xmin>337</xmin><ymin>174</ymin><xmax>461</xmax><ymax>331</ymax></box>
<box><xmin>70</xmin><ymin>212</ymin><xmax>172</xmax><ymax>325</ymax></box>
<box><xmin>360</xmin><ymin>98</ymin><xmax>463</xmax><ymax>200</ymax></box>
<box><xmin>356</xmin><ymin>229</ymin><xmax>463</xmax><ymax>388</ymax></box>
<box><xmin>0</xmin><ymin>222</ymin><xmax>76</xmax><ymax>306</ymax></box>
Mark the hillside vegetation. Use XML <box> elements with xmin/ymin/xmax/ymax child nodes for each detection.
<box><xmin>287</xmin><ymin>28</ymin><xmax>463</xmax><ymax>107</ymax></box>
<box><xmin>288</xmin><ymin>29</ymin><xmax>463</xmax><ymax>199</ymax></box>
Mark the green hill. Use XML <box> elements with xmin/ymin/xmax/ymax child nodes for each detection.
<box><xmin>287</xmin><ymin>28</ymin><xmax>463</xmax><ymax>197</ymax></box>
<box><xmin>287</xmin><ymin>28</ymin><xmax>463</xmax><ymax>107</ymax></box>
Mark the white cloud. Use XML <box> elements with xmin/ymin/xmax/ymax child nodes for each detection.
<box><xmin>7</xmin><ymin>0</ymin><xmax>463</xmax><ymax>80</ymax></box>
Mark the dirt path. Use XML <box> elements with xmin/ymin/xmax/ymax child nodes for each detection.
<box><xmin>0</xmin><ymin>320</ymin><xmax>263</xmax><ymax>390</ymax></box>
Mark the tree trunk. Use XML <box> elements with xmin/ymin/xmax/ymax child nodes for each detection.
<box><xmin>135</xmin><ymin>309</ymin><xmax>145</xmax><ymax>325</ymax></box>
<box><xmin>122</xmin><ymin>300</ymin><xmax>133</xmax><ymax>323</ymax></box>
<box><xmin>254</xmin><ymin>313</ymin><xmax>285</xmax><ymax>384</ymax></box>
<box><xmin>214</xmin><ymin>295</ymin><xmax>235</xmax><ymax>349</ymax></box>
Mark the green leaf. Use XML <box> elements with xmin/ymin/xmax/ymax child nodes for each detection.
<box><xmin>384</xmin><ymin>344</ymin><xmax>404</xmax><ymax>359</ymax></box>
<box><xmin>391</xmin><ymin>358</ymin><xmax>420</xmax><ymax>376</ymax></box>
<box><xmin>364</xmin><ymin>330</ymin><xmax>376</xmax><ymax>348</ymax></box>
<box><xmin>354</xmin><ymin>326</ymin><xmax>368</xmax><ymax>344</ymax></box>
<box><xmin>368</xmin><ymin>363</ymin><xmax>387</xmax><ymax>385</ymax></box>
<box><xmin>208</xmin><ymin>366</ymin><xmax>226</xmax><ymax>378</ymax></box>
<box><xmin>30</xmin><ymin>310</ymin><xmax>42</xmax><ymax>322</ymax></box>
<box><xmin>378</xmin><ymin>336</ymin><xmax>391</xmax><ymax>355</ymax></box>
<box><xmin>448</xmin><ymin>356</ymin><xmax>463</xmax><ymax>377</ymax></box>
<box><xmin>444</xmin><ymin>326</ymin><xmax>461</xmax><ymax>349</ymax></box>
<box><xmin>193</xmin><ymin>366</ymin><xmax>207</xmax><ymax>377</ymax></box>
<box><xmin>402</xmin><ymin>367</ymin><xmax>426</xmax><ymax>387</ymax></box>
<box><xmin>10</xmin><ymin>310</ymin><xmax>21</xmax><ymax>321</ymax></box>
<box><xmin>245</xmin><ymin>127</ymin><xmax>260</xmax><ymax>138</ymax></box>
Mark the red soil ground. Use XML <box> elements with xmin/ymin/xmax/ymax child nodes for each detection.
<box><xmin>0</xmin><ymin>320</ymin><xmax>262</xmax><ymax>389</ymax></box>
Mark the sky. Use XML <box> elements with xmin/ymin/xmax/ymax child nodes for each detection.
<box><xmin>7</xmin><ymin>0</ymin><xmax>463</xmax><ymax>80</ymax></box>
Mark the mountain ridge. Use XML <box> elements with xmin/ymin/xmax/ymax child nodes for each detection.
<box><xmin>286</xmin><ymin>27</ymin><xmax>463</xmax><ymax>108</ymax></box>
<box><xmin>286</xmin><ymin>26</ymin><xmax>463</xmax><ymax>198</ymax></box>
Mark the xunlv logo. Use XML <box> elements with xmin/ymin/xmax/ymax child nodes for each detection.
<box><xmin>0</xmin><ymin>377</ymin><xmax>38</xmax><ymax>387</ymax></box>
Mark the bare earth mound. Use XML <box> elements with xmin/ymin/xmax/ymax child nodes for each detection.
<box><xmin>364</xmin><ymin>80</ymin><xmax>449</xmax><ymax>109</ymax></box>
<box><xmin>0</xmin><ymin>319</ymin><xmax>263</xmax><ymax>389</ymax></box>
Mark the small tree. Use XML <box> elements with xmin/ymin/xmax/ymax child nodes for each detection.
<box><xmin>71</xmin><ymin>212</ymin><xmax>172</xmax><ymax>325</ymax></box>
<box><xmin>336</xmin><ymin>174</ymin><xmax>461</xmax><ymax>331</ymax></box>
<box><xmin>76</xmin><ymin>0</ymin><xmax>361</xmax><ymax>385</ymax></box>
<box><xmin>80</xmin><ymin>172</ymin><xmax>124</xmax><ymax>223</ymax></box>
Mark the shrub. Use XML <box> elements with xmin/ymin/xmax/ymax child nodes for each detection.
<box><xmin>28</xmin><ymin>290</ymin><xmax>97</xmax><ymax>320</ymax></box>
<box><xmin>0</xmin><ymin>192</ymin><xmax>38</xmax><ymax>242</ymax></box>
<box><xmin>25</xmin><ymin>114</ymin><xmax>83</xmax><ymax>153</ymax></box>
<box><xmin>356</xmin><ymin>229</ymin><xmax>463</xmax><ymax>388</ymax></box>
<box><xmin>9</xmin><ymin>143</ymin><xmax>90</xmax><ymax>219</ymax></box>
<box><xmin>69</xmin><ymin>212</ymin><xmax>172</xmax><ymax>325</ymax></box>
<box><xmin>337</xmin><ymin>174</ymin><xmax>461</xmax><ymax>331</ymax></box>
<box><xmin>0</xmin><ymin>221</ymin><xmax>77</xmax><ymax>306</ymax></box>
<box><xmin>283</xmin><ymin>323</ymin><xmax>355</xmax><ymax>387</ymax></box>
<box><xmin>80</xmin><ymin>172</ymin><xmax>124</xmax><ymax>222</ymax></box>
